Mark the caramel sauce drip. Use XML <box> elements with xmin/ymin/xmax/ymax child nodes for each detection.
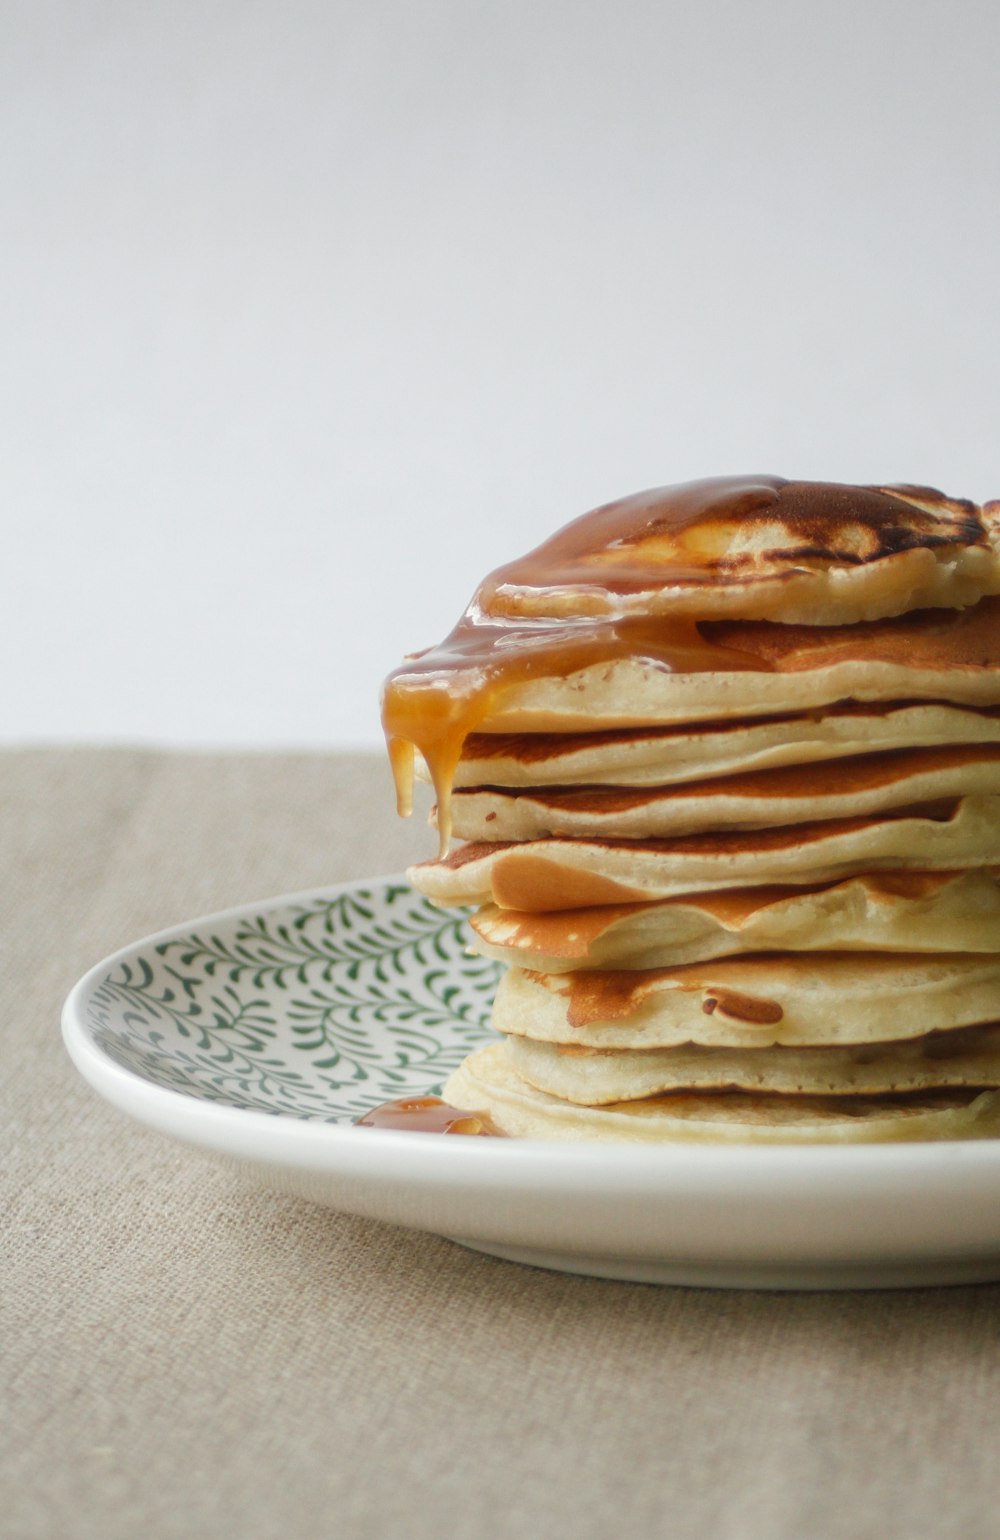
<box><xmin>381</xmin><ymin>476</ymin><xmax>999</xmax><ymax>850</ymax></box>
<box><xmin>554</xmin><ymin>966</ymin><xmax>785</xmax><ymax>1029</ymax></box>
<box><xmin>355</xmin><ymin>1095</ymin><xmax>503</xmax><ymax>1136</ymax></box>
<box><xmin>701</xmin><ymin>988</ymin><xmax>785</xmax><ymax>1025</ymax></box>
<box><xmin>382</xmin><ymin>612</ymin><xmax>769</xmax><ymax>849</ymax></box>
<box><xmin>381</xmin><ymin>478</ymin><xmax>794</xmax><ymax>850</ymax></box>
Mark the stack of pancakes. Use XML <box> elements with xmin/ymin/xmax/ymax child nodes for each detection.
<box><xmin>383</xmin><ymin>477</ymin><xmax>1000</xmax><ymax>1142</ymax></box>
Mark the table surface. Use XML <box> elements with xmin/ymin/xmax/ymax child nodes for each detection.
<box><xmin>4</xmin><ymin>746</ymin><xmax>1000</xmax><ymax>1540</ymax></box>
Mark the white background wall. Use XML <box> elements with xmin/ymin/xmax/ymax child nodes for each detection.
<box><xmin>4</xmin><ymin>0</ymin><xmax>999</xmax><ymax>749</ymax></box>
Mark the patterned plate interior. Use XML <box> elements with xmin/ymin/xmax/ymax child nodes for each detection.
<box><xmin>84</xmin><ymin>881</ymin><xmax>501</xmax><ymax>1122</ymax></box>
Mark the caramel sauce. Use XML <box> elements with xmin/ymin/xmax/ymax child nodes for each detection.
<box><xmin>481</xmin><ymin>477</ymin><xmax>787</xmax><ymax>605</ymax></box>
<box><xmin>544</xmin><ymin>967</ymin><xmax>647</xmax><ymax>1027</ymax></box>
<box><xmin>383</xmin><ymin>610</ymin><xmax>769</xmax><ymax>850</ymax></box>
<box><xmin>701</xmin><ymin>989</ymin><xmax>785</xmax><ymax>1025</ymax></box>
<box><xmin>355</xmin><ymin>1095</ymin><xmax>503</xmax><ymax>1135</ymax></box>
<box><xmin>711</xmin><ymin>599</ymin><xmax>1000</xmax><ymax>675</ymax></box>
<box><xmin>458</xmin><ymin>701</ymin><xmax>1000</xmax><ymax>764</ymax></box>
<box><xmin>460</xmin><ymin>744</ymin><xmax>1000</xmax><ymax>817</ymax></box>
<box><xmin>470</xmin><ymin>871</ymin><xmax>973</xmax><ymax>956</ymax></box>
<box><xmin>381</xmin><ymin>479</ymin><xmax>810</xmax><ymax>844</ymax></box>
<box><xmin>470</xmin><ymin>901</ymin><xmax>646</xmax><ymax>958</ymax></box>
<box><xmin>381</xmin><ymin>475</ymin><xmax>999</xmax><ymax>851</ymax></box>
<box><xmin>480</xmin><ymin>477</ymin><xmax>981</xmax><ymax>610</ymax></box>
<box><xmin>555</xmin><ymin>968</ymin><xmax>784</xmax><ymax>1030</ymax></box>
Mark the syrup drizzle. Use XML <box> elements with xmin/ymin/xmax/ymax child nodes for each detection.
<box><xmin>382</xmin><ymin>612</ymin><xmax>768</xmax><ymax>848</ymax></box>
<box><xmin>381</xmin><ymin>478</ymin><xmax>999</xmax><ymax>851</ymax></box>
<box><xmin>355</xmin><ymin>1095</ymin><xmax>503</xmax><ymax>1136</ymax></box>
<box><xmin>381</xmin><ymin>477</ymin><xmax>791</xmax><ymax>850</ymax></box>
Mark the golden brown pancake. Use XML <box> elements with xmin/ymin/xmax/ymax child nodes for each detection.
<box><xmin>439</xmin><ymin>704</ymin><xmax>1000</xmax><ymax>789</ymax></box>
<box><xmin>467</xmin><ymin>869</ymin><xmax>1000</xmax><ymax>970</ymax></box>
<box><xmin>446</xmin><ymin>745</ymin><xmax>1000</xmax><ymax>842</ymax></box>
<box><xmin>466</xmin><ymin>599</ymin><xmax>1000</xmax><ymax>737</ymax></box>
<box><xmin>384</xmin><ymin>475</ymin><xmax>1000</xmax><ymax>1144</ymax></box>
<box><xmin>505</xmin><ymin>1022</ymin><xmax>1000</xmax><ymax>1103</ymax></box>
<box><xmin>382</xmin><ymin>482</ymin><xmax>1000</xmax><ymax>840</ymax></box>
<box><xmin>444</xmin><ymin>1042</ymin><xmax>1000</xmax><ymax>1143</ymax></box>
<box><xmin>492</xmin><ymin>952</ymin><xmax>1000</xmax><ymax>1049</ymax></box>
<box><xmin>482</xmin><ymin>478</ymin><xmax>1000</xmax><ymax>625</ymax></box>
<box><xmin>411</xmin><ymin>797</ymin><xmax>1000</xmax><ymax>909</ymax></box>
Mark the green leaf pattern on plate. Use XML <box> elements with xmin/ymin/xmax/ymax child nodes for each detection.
<box><xmin>85</xmin><ymin>884</ymin><xmax>500</xmax><ymax>1121</ymax></box>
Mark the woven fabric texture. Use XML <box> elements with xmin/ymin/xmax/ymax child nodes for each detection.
<box><xmin>3</xmin><ymin>747</ymin><xmax>1000</xmax><ymax>1540</ymax></box>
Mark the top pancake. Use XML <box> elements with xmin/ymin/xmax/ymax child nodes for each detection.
<box><xmin>482</xmin><ymin>478</ymin><xmax>1000</xmax><ymax>625</ymax></box>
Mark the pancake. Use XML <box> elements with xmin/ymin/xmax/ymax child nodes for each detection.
<box><xmin>466</xmin><ymin>598</ymin><xmax>1000</xmax><ymax>735</ymax></box>
<box><xmin>411</xmin><ymin>796</ymin><xmax>1000</xmax><ymax>909</ymax></box>
<box><xmin>492</xmin><ymin>953</ymin><xmax>1000</xmax><ymax>1049</ymax></box>
<box><xmin>482</xmin><ymin>479</ymin><xmax>1000</xmax><ymax>625</ymax></box>
<box><xmin>505</xmin><ymin>1022</ymin><xmax>1000</xmax><ymax>1102</ymax></box>
<box><xmin>383</xmin><ymin>486</ymin><xmax>1000</xmax><ymax>844</ymax></box>
<box><xmin>446</xmin><ymin>745</ymin><xmax>1000</xmax><ymax>842</ymax></box>
<box><xmin>468</xmin><ymin>869</ymin><xmax>1000</xmax><ymax>971</ymax></box>
<box><xmin>439</xmin><ymin>703</ymin><xmax>1000</xmax><ymax>790</ymax></box>
<box><xmin>386</xmin><ymin>474</ymin><xmax>1000</xmax><ymax>1144</ymax></box>
<box><xmin>444</xmin><ymin>1042</ymin><xmax>1000</xmax><ymax>1143</ymax></box>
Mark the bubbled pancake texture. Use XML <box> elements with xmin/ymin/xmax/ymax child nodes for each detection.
<box><xmin>487</xmin><ymin>479</ymin><xmax>1000</xmax><ymax>624</ymax></box>
<box><xmin>405</xmin><ymin>479</ymin><xmax>1000</xmax><ymax>1141</ymax></box>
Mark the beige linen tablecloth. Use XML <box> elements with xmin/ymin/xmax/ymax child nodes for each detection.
<box><xmin>4</xmin><ymin>747</ymin><xmax>1000</xmax><ymax>1540</ymax></box>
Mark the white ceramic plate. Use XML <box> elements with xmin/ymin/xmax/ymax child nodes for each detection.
<box><xmin>62</xmin><ymin>875</ymin><xmax>1000</xmax><ymax>1289</ymax></box>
